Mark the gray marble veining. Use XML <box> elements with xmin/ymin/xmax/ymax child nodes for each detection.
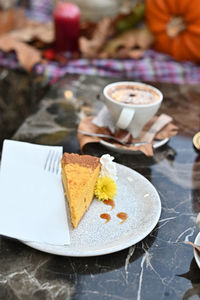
<box><xmin>0</xmin><ymin>73</ymin><xmax>200</xmax><ymax>299</ymax></box>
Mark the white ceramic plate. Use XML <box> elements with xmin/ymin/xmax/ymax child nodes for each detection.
<box><xmin>100</xmin><ymin>138</ymin><xmax>169</xmax><ymax>154</ymax></box>
<box><xmin>194</xmin><ymin>232</ymin><xmax>200</xmax><ymax>268</ymax></box>
<box><xmin>23</xmin><ymin>163</ymin><xmax>161</xmax><ymax>257</ymax></box>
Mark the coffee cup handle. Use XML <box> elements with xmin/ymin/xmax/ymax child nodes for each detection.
<box><xmin>116</xmin><ymin>107</ymin><xmax>135</xmax><ymax>130</ymax></box>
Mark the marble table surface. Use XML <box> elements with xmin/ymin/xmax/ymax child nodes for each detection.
<box><xmin>1</xmin><ymin>74</ymin><xmax>200</xmax><ymax>300</ymax></box>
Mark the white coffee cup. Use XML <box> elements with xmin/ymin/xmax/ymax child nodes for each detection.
<box><xmin>103</xmin><ymin>81</ymin><xmax>163</xmax><ymax>138</ymax></box>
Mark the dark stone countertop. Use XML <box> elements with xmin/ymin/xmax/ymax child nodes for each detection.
<box><xmin>1</xmin><ymin>74</ymin><xmax>200</xmax><ymax>300</ymax></box>
<box><xmin>0</xmin><ymin>67</ymin><xmax>49</xmax><ymax>146</ymax></box>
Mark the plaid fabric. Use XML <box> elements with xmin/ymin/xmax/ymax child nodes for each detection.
<box><xmin>4</xmin><ymin>1</ymin><xmax>198</xmax><ymax>84</ymax></box>
<box><xmin>0</xmin><ymin>50</ymin><xmax>20</xmax><ymax>69</ymax></box>
<box><xmin>1</xmin><ymin>49</ymin><xmax>200</xmax><ymax>84</ymax></box>
<box><xmin>34</xmin><ymin>50</ymin><xmax>200</xmax><ymax>84</ymax></box>
<box><xmin>0</xmin><ymin>1</ymin><xmax>197</xmax><ymax>84</ymax></box>
<box><xmin>26</xmin><ymin>0</ymin><xmax>53</xmax><ymax>22</ymax></box>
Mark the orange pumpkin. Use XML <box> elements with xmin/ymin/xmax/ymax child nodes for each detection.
<box><xmin>146</xmin><ymin>0</ymin><xmax>200</xmax><ymax>62</ymax></box>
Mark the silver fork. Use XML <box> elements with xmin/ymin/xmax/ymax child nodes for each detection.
<box><xmin>44</xmin><ymin>150</ymin><xmax>61</xmax><ymax>174</ymax></box>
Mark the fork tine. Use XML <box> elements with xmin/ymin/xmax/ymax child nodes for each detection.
<box><xmin>44</xmin><ymin>150</ymin><xmax>52</xmax><ymax>171</ymax></box>
<box><xmin>57</xmin><ymin>161</ymin><xmax>61</xmax><ymax>174</ymax></box>
<box><xmin>45</xmin><ymin>150</ymin><xmax>55</xmax><ymax>172</ymax></box>
<box><xmin>49</xmin><ymin>151</ymin><xmax>55</xmax><ymax>172</ymax></box>
<box><xmin>55</xmin><ymin>152</ymin><xmax>61</xmax><ymax>174</ymax></box>
<box><xmin>51</xmin><ymin>151</ymin><xmax>59</xmax><ymax>173</ymax></box>
<box><xmin>52</xmin><ymin>151</ymin><xmax>60</xmax><ymax>173</ymax></box>
<box><xmin>44</xmin><ymin>150</ymin><xmax>62</xmax><ymax>174</ymax></box>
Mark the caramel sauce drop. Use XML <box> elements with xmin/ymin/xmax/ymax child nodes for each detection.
<box><xmin>103</xmin><ymin>199</ymin><xmax>115</xmax><ymax>210</ymax></box>
<box><xmin>100</xmin><ymin>213</ymin><xmax>111</xmax><ymax>223</ymax></box>
<box><xmin>117</xmin><ymin>212</ymin><xmax>128</xmax><ymax>224</ymax></box>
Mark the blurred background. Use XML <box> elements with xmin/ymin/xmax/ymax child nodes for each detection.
<box><xmin>0</xmin><ymin>0</ymin><xmax>200</xmax><ymax>146</ymax></box>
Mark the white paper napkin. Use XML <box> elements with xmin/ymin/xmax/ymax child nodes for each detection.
<box><xmin>92</xmin><ymin>105</ymin><xmax>116</xmax><ymax>133</ymax></box>
<box><xmin>0</xmin><ymin>140</ymin><xmax>70</xmax><ymax>245</ymax></box>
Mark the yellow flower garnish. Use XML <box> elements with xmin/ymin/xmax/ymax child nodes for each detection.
<box><xmin>95</xmin><ymin>176</ymin><xmax>117</xmax><ymax>201</ymax></box>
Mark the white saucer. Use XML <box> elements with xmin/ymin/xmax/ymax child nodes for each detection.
<box><xmin>23</xmin><ymin>163</ymin><xmax>161</xmax><ymax>257</ymax></box>
<box><xmin>100</xmin><ymin>138</ymin><xmax>169</xmax><ymax>154</ymax></box>
<box><xmin>194</xmin><ymin>232</ymin><xmax>200</xmax><ymax>268</ymax></box>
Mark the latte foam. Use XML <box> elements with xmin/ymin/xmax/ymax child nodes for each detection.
<box><xmin>108</xmin><ymin>84</ymin><xmax>159</xmax><ymax>105</ymax></box>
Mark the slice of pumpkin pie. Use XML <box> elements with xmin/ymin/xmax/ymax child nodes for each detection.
<box><xmin>61</xmin><ymin>153</ymin><xmax>101</xmax><ymax>228</ymax></box>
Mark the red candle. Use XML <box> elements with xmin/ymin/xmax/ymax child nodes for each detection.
<box><xmin>54</xmin><ymin>2</ymin><xmax>80</xmax><ymax>53</ymax></box>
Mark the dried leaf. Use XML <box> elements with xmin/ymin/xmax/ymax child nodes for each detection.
<box><xmin>136</xmin><ymin>25</ymin><xmax>155</xmax><ymax>49</ymax></box>
<box><xmin>10</xmin><ymin>21</ymin><xmax>54</xmax><ymax>44</ymax></box>
<box><xmin>114</xmin><ymin>3</ymin><xmax>145</xmax><ymax>33</ymax></box>
<box><xmin>78</xmin><ymin>114</ymin><xmax>178</xmax><ymax>157</ymax></box>
<box><xmin>101</xmin><ymin>25</ymin><xmax>154</xmax><ymax>58</ymax></box>
<box><xmin>114</xmin><ymin>129</ymin><xmax>132</xmax><ymax>144</ymax></box>
<box><xmin>127</xmin><ymin>49</ymin><xmax>145</xmax><ymax>59</ymax></box>
<box><xmin>77</xmin><ymin>116</ymin><xmax>155</xmax><ymax>156</ymax></box>
<box><xmin>0</xmin><ymin>35</ymin><xmax>41</xmax><ymax>71</ymax></box>
<box><xmin>0</xmin><ymin>8</ymin><xmax>26</xmax><ymax>35</ymax></box>
<box><xmin>79</xmin><ymin>17</ymin><xmax>112</xmax><ymax>58</ymax></box>
<box><xmin>80</xmin><ymin>20</ymin><xmax>97</xmax><ymax>39</ymax></box>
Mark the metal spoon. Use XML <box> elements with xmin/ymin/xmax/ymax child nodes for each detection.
<box><xmin>77</xmin><ymin>130</ymin><xmax>147</xmax><ymax>146</ymax></box>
